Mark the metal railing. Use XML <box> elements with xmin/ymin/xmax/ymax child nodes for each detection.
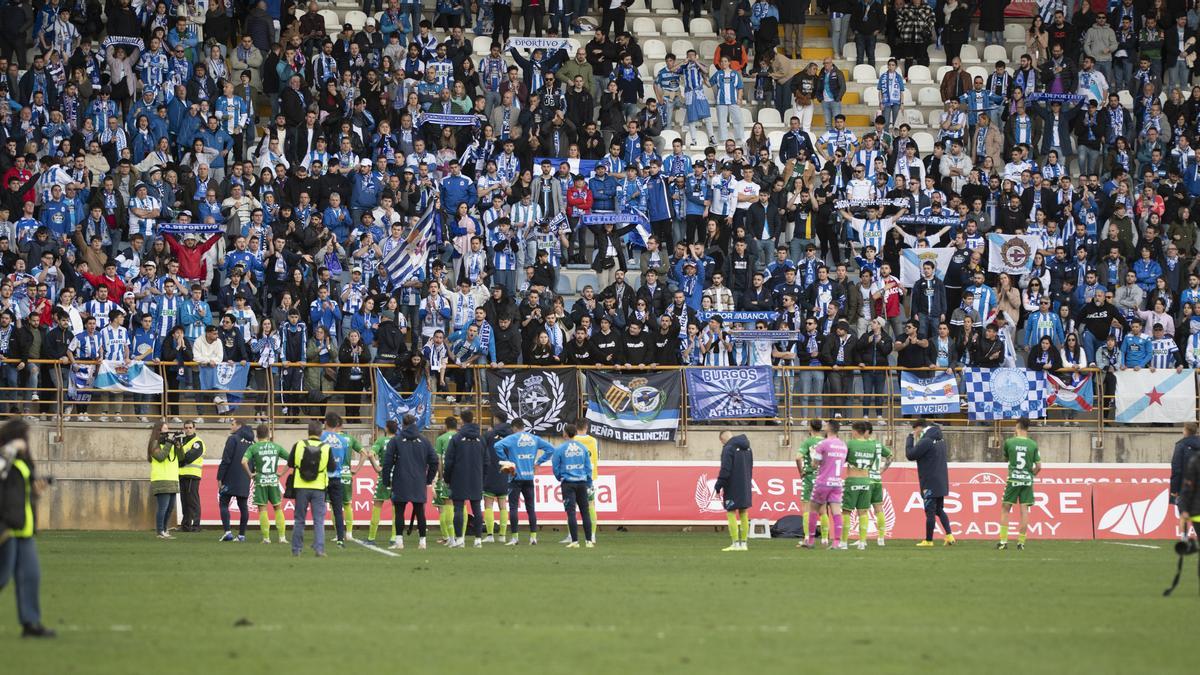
<box><xmin>8</xmin><ymin>360</ymin><xmax>1120</xmax><ymax>445</ymax></box>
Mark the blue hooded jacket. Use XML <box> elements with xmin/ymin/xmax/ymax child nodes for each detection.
<box><xmin>551</xmin><ymin>439</ymin><xmax>593</xmax><ymax>484</ymax></box>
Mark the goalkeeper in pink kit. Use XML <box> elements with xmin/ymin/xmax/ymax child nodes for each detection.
<box><xmin>801</xmin><ymin>419</ymin><xmax>848</xmax><ymax>550</ymax></box>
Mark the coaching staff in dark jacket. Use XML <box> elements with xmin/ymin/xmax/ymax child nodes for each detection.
<box><xmin>216</xmin><ymin>420</ymin><xmax>254</xmax><ymax>541</ymax></box>
<box><xmin>906</xmin><ymin>418</ymin><xmax>955</xmax><ymax>546</ymax></box>
<box><xmin>1178</xmin><ymin>449</ymin><xmax>1200</xmax><ymax>538</ymax></box>
<box><xmin>713</xmin><ymin>431</ymin><xmax>754</xmax><ymax>551</ymax></box>
<box><xmin>382</xmin><ymin>414</ymin><xmax>439</xmax><ymax>550</ymax></box>
<box><xmin>1171</xmin><ymin>423</ymin><xmax>1200</xmax><ymax>504</ymax></box>
<box><xmin>443</xmin><ymin>410</ymin><xmax>491</xmax><ymax>548</ymax></box>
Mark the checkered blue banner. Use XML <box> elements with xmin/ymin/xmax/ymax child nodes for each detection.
<box><xmin>962</xmin><ymin>367</ymin><xmax>1047</xmax><ymax>421</ymax></box>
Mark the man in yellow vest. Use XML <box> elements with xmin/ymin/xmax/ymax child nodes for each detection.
<box><xmin>0</xmin><ymin>419</ymin><xmax>54</xmax><ymax>637</ymax></box>
<box><xmin>177</xmin><ymin>420</ymin><xmax>206</xmax><ymax>532</ymax></box>
<box><xmin>290</xmin><ymin>420</ymin><xmax>334</xmax><ymax>557</ymax></box>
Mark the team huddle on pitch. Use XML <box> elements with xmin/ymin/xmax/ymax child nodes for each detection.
<box><xmin>714</xmin><ymin>417</ymin><xmax>1041</xmax><ymax>551</ymax></box>
<box><xmin>239</xmin><ymin>411</ymin><xmax>600</xmax><ymax>553</ymax></box>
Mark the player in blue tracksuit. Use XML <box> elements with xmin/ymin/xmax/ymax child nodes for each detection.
<box><xmin>551</xmin><ymin>424</ymin><xmax>594</xmax><ymax>547</ymax></box>
<box><xmin>492</xmin><ymin>418</ymin><xmax>557</xmax><ymax>545</ymax></box>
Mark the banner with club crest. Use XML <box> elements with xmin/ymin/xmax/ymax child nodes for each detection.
<box><xmin>585</xmin><ymin>371</ymin><xmax>682</xmax><ymax>442</ymax></box>
<box><xmin>987</xmin><ymin>234</ymin><xmax>1042</xmax><ymax>275</ymax></box>
<box><xmin>485</xmin><ymin>369</ymin><xmax>579</xmax><ymax>435</ymax></box>
<box><xmin>374</xmin><ymin>371</ymin><xmax>432</xmax><ymax>431</ymax></box>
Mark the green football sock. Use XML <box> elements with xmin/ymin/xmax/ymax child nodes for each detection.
<box><xmin>369</xmin><ymin>504</ymin><xmax>382</xmax><ymax>542</ymax></box>
<box><xmin>1017</xmin><ymin>532</ymin><xmax>1026</xmax><ymax>545</ymax></box>
<box><xmin>726</xmin><ymin>512</ymin><xmax>738</xmax><ymax>543</ymax></box>
<box><xmin>999</xmin><ymin>523</ymin><xmax>1009</xmax><ymax>543</ymax></box>
<box><xmin>259</xmin><ymin>510</ymin><xmax>270</xmax><ymax>538</ymax></box>
<box><xmin>484</xmin><ymin>506</ymin><xmax>495</xmax><ymax>536</ymax></box>
<box><xmin>820</xmin><ymin>513</ymin><xmax>830</xmax><ymax>539</ymax></box>
<box><xmin>840</xmin><ymin>512</ymin><xmax>850</xmax><ymax>544</ymax></box>
<box><xmin>739</xmin><ymin>511</ymin><xmax>749</xmax><ymax>543</ymax></box>
<box><xmin>876</xmin><ymin>511</ymin><xmax>887</xmax><ymax>538</ymax></box>
<box><xmin>440</xmin><ymin>506</ymin><xmax>453</xmax><ymax>539</ymax></box>
<box><xmin>858</xmin><ymin>514</ymin><xmax>868</xmax><ymax>542</ymax></box>
<box><xmin>345</xmin><ymin>506</ymin><xmax>353</xmax><ymax>539</ymax></box>
<box><xmin>499</xmin><ymin>506</ymin><xmax>509</xmax><ymax>538</ymax></box>
<box><xmin>588</xmin><ymin>502</ymin><xmax>597</xmax><ymax>541</ymax></box>
<box><xmin>802</xmin><ymin>511</ymin><xmax>811</xmax><ymax>538</ymax></box>
<box><xmin>275</xmin><ymin>508</ymin><xmax>286</xmax><ymax>539</ymax></box>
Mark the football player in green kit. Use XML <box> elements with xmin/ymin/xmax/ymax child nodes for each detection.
<box><xmin>795</xmin><ymin>419</ymin><xmax>829</xmax><ymax>547</ymax></box>
<box><xmin>433</xmin><ymin>415</ymin><xmax>458</xmax><ymax>545</ymax></box>
<box><xmin>842</xmin><ymin>421</ymin><xmax>877</xmax><ymax>550</ymax></box>
<box><xmin>241</xmin><ymin>424</ymin><xmax>289</xmax><ymax>544</ymax></box>
<box><xmin>998</xmin><ymin>417</ymin><xmax>1041</xmax><ymax>551</ymax></box>
<box><xmin>364</xmin><ymin>420</ymin><xmax>400</xmax><ymax>547</ymax></box>
<box><xmin>867</xmin><ymin>421</ymin><xmax>893</xmax><ymax>546</ymax></box>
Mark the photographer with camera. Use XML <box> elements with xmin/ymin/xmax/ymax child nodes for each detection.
<box><xmin>0</xmin><ymin>419</ymin><xmax>54</xmax><ymax>637</ymax></box>
<box><xmin>147</xmin><ymin>422</ymin><xmax>182</xmax><ymax>540</ymax></box>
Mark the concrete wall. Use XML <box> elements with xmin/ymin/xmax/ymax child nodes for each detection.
<box><xmin>31</xmin><ymin>421</ymin><xmax>1181</xmax><ymax>530</ymax></box>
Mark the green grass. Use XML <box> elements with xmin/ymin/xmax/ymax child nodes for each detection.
<box><xmin>1</xmin><ymin>531</ymin><xmax>1195</xmax><ymax>673</ymax></box>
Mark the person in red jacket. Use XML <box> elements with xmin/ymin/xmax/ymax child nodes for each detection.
<box><xmin>566</xmin><ymin>175</ymin><xmax>594</xmax><ymax>263</ymax></box>
<box><xmin>77</xmin><ymin>260</ymin><xmax>128</xmax><ymax>300</ymax></box>
<box><xmin>163</xmin><ymin>231</ymin><xmax>223</xmax><ymax>283</ymax></box>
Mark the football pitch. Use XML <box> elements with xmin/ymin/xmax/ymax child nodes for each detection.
<box><xmin>2</xmin><ymin>531</ymin><xmax>1194</xmax><ymax>674</ymax></box>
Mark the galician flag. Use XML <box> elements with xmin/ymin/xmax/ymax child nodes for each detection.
<box><xmin>1046</xmin><ymin>374</ymin><xmax>1094</xmax><ymax>412</ymax></box>
<box><xmin>1114</xmin><ymin>369</ymin><xmax>1197</xmax><ymax>424</ymax></box>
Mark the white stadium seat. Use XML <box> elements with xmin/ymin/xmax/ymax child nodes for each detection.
<box><xmin>935</xmin><ymin>65</ymin><xmax>952</xmax><ymax>82</ymax></box>
<box><xmin>344</xmin><ymin>10</ymin><xmax>367</xmax><ymax>30</ymax></box>
<box><xmin>906</xmin><ymin>65</ymin><xmax>932</xmax><ymax>84</ymax></box>
<box><xmin>904</xmin><ymin>108</ymin><xmax>928</xmax><ymax>128</ymax></box>
<box><xmin>927</xmin><ymin>109</ymin><xmax>942</xmax><ymax>129</ymax></box>
<box><xmin>632</xmin><ymin>17</ymin><xmax>659</xmax><ymax>36</ymax></box>
<box><xmin>1118</xmin><ymin>90</ymin><xmax>1134</xmax><ymax>108</ymax></box>
<box><xmin>661</xmin><ymin>18</ymin><xmax>688</xmax><ymax>37</ymax></box>
<box><xmin>876</xmin><ymin>43</ymin><xmax>891</xmax><ymax>60</ymax></box>
<box><xmin>671</xmin><ymin>39</ymin><xmax>694</xmax><ymax>58</ymax></box>
<box><xmin>1004</xmin><ymin>24</ymin><xmax>1026</xmax><ymax>42</ymax></box>
<box><xmin>473</xmin><ymin>35</ymin><xmax>493</xmax><ymax>54</ymax></box>
<box><xmin>842</xmin><ymin>44</ymin><xmax>857</xmax><ymax>62</ymax></box>
<box><xmin>758</xmin><ymin>108</ymin><xmax>782</xmax><ymax>126</ymax></box>
<box><xmin>1011</xmin><ymin>45</ymin><xmax>1026</xmax><ymax>65</ymax></box>
<box><xmin>319</xmin><ymin>9</ymin><xmax>339</xmax><ymax>32</ymax></box>
<box><xmin>767</xmin><ymin>130</ymin><xmax>785</xmax><ymax>151</ymax></box>
<box><xmin>863</xmin><ymin>88</ymin><xmax>879</xmax><ymax>106</ymax></box>
<box><xmin>691</xmin><ymin>18</ymin><xmax>713</xmax><ymax>34</ymax></box>
<box><xmin>659</xmin><ymin>129</ymin><xmax>681</xmax><ymax>147</ymax></box>
<box><xmin>687</xmin><ymin>130</ymin><xmax>709</xmax><ymax>148</ymax></box>
<box><xmin>917</xmin><ymin>86</ymin><xmax>943</xmax><ymax>107</ymax></box>
<box><xmin>651</xmin><ymin>0</ymin><xmax>675</xmax><ymax>9</ymax></box>
<box><xmin>982</xmin><ymin>45</ymin><xmax>1008</xmax><ymax>65</ymax></box>
<box><xmin>959</xmin><ymin>44</ymin><xmax>980</xmax><ymax>64</ymax></box>
<box><xmin>967</xmin><ymin>66</ymin><xmax>987</xmax><ymax>81</ymax></box>
<box><xmin>853</xmin><ymin>64</ymin><xmax>877</xmax><ymax>83</ymax></box>
<box><xmin>902</xmin><ymin>89</ymin><xmax>915</xmax><ymax>106</ymax></box>
<box><xmin>644</xmin><ymin>39</ymin><xmax>667</xmax><ymax>61</ymax></box>
<box><xmin>912</xmin><ymin>131</ymin><xmax>935</xmax><ymax>153</ymax></box>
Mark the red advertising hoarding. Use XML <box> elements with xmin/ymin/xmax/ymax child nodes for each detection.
<box><xmin>195</xmin><ymin>461</ymin><xmax>1175</xmax><ymax>539</ymax></box>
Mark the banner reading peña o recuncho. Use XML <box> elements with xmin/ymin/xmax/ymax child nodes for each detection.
<box><xmin>585</xmin><ymin>370</ymin><xmax>681</xmax><ymax>442</ymax></box>
<box><xmin>484</xmin><ymin>368</ymin><xmax>579</xmax><ymax>434</ymax></box>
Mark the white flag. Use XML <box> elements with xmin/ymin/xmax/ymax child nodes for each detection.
<box><xmin>987</xmin><ymin>233</ymin><xmax>1041</xmax><ymax>275</ymax></box>
<box><xmin>900</xmin><ymin>247</ymin><xmax>955</xmax><ymax>287</ymax></box>
<box><xmin>1114</xmin><ymin>369</ymin><xmax>1197</xmax><ymax>424</ymax></box>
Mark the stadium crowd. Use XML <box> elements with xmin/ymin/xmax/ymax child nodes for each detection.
<box><xmin>0</xmin><ymin>0</ymin><xmax>1194</xmax><ymax>423</ymax></box>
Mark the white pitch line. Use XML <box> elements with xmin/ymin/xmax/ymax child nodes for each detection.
<box><xmin>352</xmin><ymin>539</ymin><xmax>402</xmax><ymax>557</ymax></box>
<box><xmin>1104</xmin><ymin>542</ymin><xmax>1161</xmax><ymax>549</ymax></box>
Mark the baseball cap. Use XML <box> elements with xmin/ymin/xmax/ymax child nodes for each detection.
<box><xmin>359</xmin><ymin>158</ymin><xmax>372</xmax><ymax>167</ymax></box>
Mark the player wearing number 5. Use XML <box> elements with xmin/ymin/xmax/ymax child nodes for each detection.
<box><xmin>997</xmin><ymin>417</ymin><xmax>1041</xmax><ymax>551</ymax></box>
<box><xmin>242</xmin><ymin>424</ymin><xmax>290</xmax><ymax>544</ymax></box>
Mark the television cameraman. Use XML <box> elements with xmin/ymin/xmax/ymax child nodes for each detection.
<box><xmin>0</xmin><ymin>419</ymin><xmax>55</xmax><ymax>637</ymax></box>
<box><xmin>147</xmin><ymin>421</ymin><xmax>182</xmax><ymax>539</ymax></box>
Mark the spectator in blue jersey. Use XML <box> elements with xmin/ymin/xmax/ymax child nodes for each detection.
<box><xmin>1120</xmin><ymin>318</ymin><xmax>1152</xmax><ymax>369</ymax></box>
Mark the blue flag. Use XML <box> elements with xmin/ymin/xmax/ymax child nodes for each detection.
<box><xmin>900</xmin><ymin>371</ymin><xmax>960</xmax><ymax>416</ymax></box>
<box><xmin>685</xmin><ymin>366</ymin><xmax>776</xmax><ymax>420</ymax></box>
<box><xmin>962</xmin><ymin>367</ymin><xmax>1047</xmax><ymax>420</ymax></box>
<box><xmin>198</xmin><ymin>363</ymin><xmax>250</xmax><ymax>406</ymax></box>
<box><xmin>374</xmin><ymin>370</ymin><xmax>432</xmax><ymax>430</ymax></box>
<box><xmin>382</xmin><ymin>203</ymin><xmax>439</xmax><ymax>287</ymax></box>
